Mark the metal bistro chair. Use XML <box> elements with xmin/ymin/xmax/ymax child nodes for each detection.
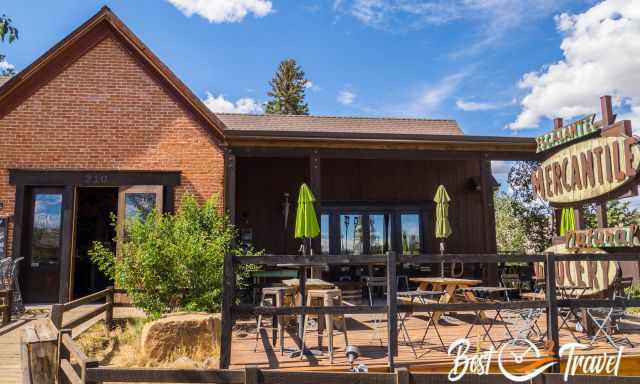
<box><xmin>364</xmin><ymin>276</ymin><xmax>386</xmax><ymax>346</ymax></box>
<box><xmin>586</xmin><ymin>277</ymin><xmax>634</xmax><ymax>349</ymax></box>
<box><xmin>396</xmin><ymin>289</ymin><xmax>446</xmax><ymax>358</ymax></box>
<box><xmin>0</xmin><ymin>257</ymin><xmax>24</xmax><ymax>316</ymax></box>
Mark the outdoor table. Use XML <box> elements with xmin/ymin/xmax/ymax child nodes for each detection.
<box><xmin>282</xmin><ymin>278</ymin><xmax>335</xmax><ymax>291</ymax></box>
<box><xmin>409</xmin><ymin>277</ymin><xmax>484</xmax><ymax>322</ymax></box>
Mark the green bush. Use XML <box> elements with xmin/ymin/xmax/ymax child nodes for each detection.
<box><xmin>624</xmin><ymin>284</ymin><xmax>640</xmax><ymax>314</ymax></box>
<box><xmin>89</xmin><ymin>194</ymin><xmax>259</xmax><ymax>317</ymax></box>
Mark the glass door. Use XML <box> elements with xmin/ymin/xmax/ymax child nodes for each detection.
<box><xmin>117</xmin><ymin>185</ymin><xmax>163</xmax><ymax>229</ymax></box>
<box><xmin>23</xmin><ymin>188</ymin><xmax>64</xmax><ymax>303</ymax></box>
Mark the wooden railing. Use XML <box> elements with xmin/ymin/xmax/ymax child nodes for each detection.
<box><xmin>49</xmin><ymin>286</ymin><xmax>114</xmax><ymax>332</ymax></box>
<box><xmin>77</xmin><ymin>365</ymin><xmax>639</xmax><ymax>384</ymax></box>
<box><xmin>221</xmin><ymin>252</ymin><xmax>640</xmax><ymax>369</ymax></box>
<box><xmin>0</xmin><ymin>288</ymin><xmax>12</xmax><ymax>327</ymax></box>
<box><xmin>57</xmin><ymin>329</ymin><xmax>99</xmax><ymax>384</ymax></box>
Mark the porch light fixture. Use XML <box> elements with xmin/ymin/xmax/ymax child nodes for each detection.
<box><xmin>467</xmin><ymin>177</ymin><xmax>482</xmax><ymax>192</ymax></box>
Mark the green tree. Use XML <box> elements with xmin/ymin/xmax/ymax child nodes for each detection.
<box><xmin>0</xmin><ymin>14</ymin><xmax>18</xmax><ymax>76</ymax></box>
<box><xmin>585</xmin><ymin>200</ymin><xmax>640</xmax><ymax>228</ymax></box>
<box><xmin>506</xmin><ymin>161</ymin><xmax>553</xmax><ymax>252</ymax></box>
<box><xmin>494</xmin><ymin>191</ymin><xmax>527</xmax><ymax>253</ymax></box>
<box><xmin>89</xmin><ymin>194</ymin><xmax>259</xmax><ymax>317</ymax></box>
<box><xmin>264</xmin><ymin>59</ymin><xmax>309</xmax><ymax>115</ymax></box>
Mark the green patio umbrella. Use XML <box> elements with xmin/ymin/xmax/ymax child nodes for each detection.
<box><xmin>293</xmin><ymin>183</ymin><xmax>320</xmax><ymax>357</ymax></box>
<box><xmin>294</xmin><ymin>183</ymin><xmax>320</xmax><ymax>249</ymax></box>
<box><xmin>434</xmin><ymin>185</ymin><xmax>452</xmax><ymax>278</ymax></box>
<box><xmin>559</xmin><ymin>207</ymin><xmax>576</xmax><ymax>236</ymax></box>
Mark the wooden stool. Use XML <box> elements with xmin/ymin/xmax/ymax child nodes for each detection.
<box><xmin>300</xmin><ymin>289</ymin><xmax>349</xmax><ymax>364</ymax></box>
<box><xmin>255</xmin><ymin>286</ymin><xmax>297</xmax><ymax>355</ymax></box>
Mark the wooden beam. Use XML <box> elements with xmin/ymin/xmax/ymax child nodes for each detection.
<box><xmin>224</xmin><ymin>150</ymin><xmax>237</xmax><ymax>225</ymax></box>
<box><xmin>596</xmin><ymin>201</ymin><xmax>608</xmax><ymax>228</ymax></box>
<box><xmin>545</xmin><ymin>253</ymin><xmax>560</xmax><ymax>371</ymax></box>
<box><xmin>219</xmin><ymin>253</ymin><xmax>235</xmax><ymax>369</ymax></box>
<box><xmin>58</xmin><ymin>186</ymin><xmax>76</xmax><ymax>303</ymax></box>
<box><xmin>480</xmin><ymin>157</ymin><xmax>497</xmax><ymax>285</ymax></box>
<box><xmin>310</xmin><ymin>151</ymin><xmax>322</xmax><ymax>256</ymax></box>
<box><xmin>386</xmin><ymin>251</ymin><xmax>398</xmax><ymax>365</ymax></box>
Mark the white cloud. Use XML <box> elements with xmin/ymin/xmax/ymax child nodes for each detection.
<box><xmin>203</xmin><ymin>92</ymin><xmax>262</xmax><ymax>113</ymax></box>
<box><xmin>0</xmin><ymin>60</ymin><xmax>14</xmax><ymax>72</ymax></box>
<box><xmin>456</xmin><ymin>98</ymin><xmax>514</xmax><ymax>112</ymax></box>
<box><xmin>167</xmin><ymin>0</ymin><xmax>272</xmax><ymax>23</ymax></box>
<box><xmin>337</xmin><ymin>89</ymin><xmax>357</xmax><ymax>105</ymax></box>
<box><xmin>334</xmin><ymin>0</ymin><xmax>572</xmax><ymax>53</ymax></box>
<box><xmin>509</xmin><ymin>0</ymin><xmax>640</xmax><ymax>131</ymax></box>
<box><xmin>396</xmin><ymin>72</ymin><xmax>466</xmax><ymax>115</ymax></box>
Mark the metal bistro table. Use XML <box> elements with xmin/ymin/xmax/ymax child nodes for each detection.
<box><xmin>278</xmin><ymin>263</ymin><xmax>331</xmax><ymax>357</ymax></box>
<box><xmin>410</xmin><ymin>277</ymin><xmax>484</xmax><ymax>322</ymax></box>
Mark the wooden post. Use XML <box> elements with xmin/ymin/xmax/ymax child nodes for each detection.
<box><xmin>50</xmin><ymin>304</ymin><xmax>64</xmax><ymax>330</ymax></box>
<box><xmin>480</xmin><ymin>156</ymin><xmax>498</xmax><ymax>285</ymax></box>
<box><xmin>82</xmin><ymin>358</ymin><xmax>99</xmax><ymax>384</ymax></box>
<box><xmin>574</xmin><ymin>207</ymin><xmax>585</xmax><ymax>230</ymax></box>
<box><xmin>395</xmin><ymin>367</ymin><xmax>410</xmax><ymax>384</ymax></box>
<box><xmin>596</xmin><ymin>201</ymin><xmax>608</xmax><ymax>228</ymax></box>
<box><xmin>545</xmin><ymin>254</ymin><xmax>560</xmax><ymax>371</ymax></box>
<box><xmin>219</xmin><ymin>252</ymin><xmax>235</xmax><ymax>369</ymax></box>
<box><xmin>224</xmin><ymin>150</ymin><xmax>237</xmax><ymax>226</ymax></box>
<box><xmin>309</xmin><ymin>150</ymin><xmax>322</xmax><ymax>278</ymax></box>
<box><xmin>387</xmin><ymin>251</ymin><xmax>398</xmax><ymax>367</ymax></box>
<box><xmin>57</xmin><ymin>329</ymin><xmax>72</xmax><ymax>384</ymax></box>
<box><xmin>105</xmin><ymin>286</ymin><xmax>114</xmax><ymax>331</ymax></box>
<box><xmin>244</xmin><ymin>365</ymin><xmax>259</xmax><ymax>384</ymax></box>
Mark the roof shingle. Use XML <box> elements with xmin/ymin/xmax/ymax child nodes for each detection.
<box><xmin>216</xmin><ymin>113</ymin><xmax>464</xmax><ymax>136</ymax></box>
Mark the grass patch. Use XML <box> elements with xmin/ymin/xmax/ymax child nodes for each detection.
<box><xmin>76</xmin><ymin>317</ymin><xmax>218</xmax><ymax>368</ymax></box>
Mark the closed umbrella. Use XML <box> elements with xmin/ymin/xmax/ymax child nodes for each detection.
<box><xmin>559</xmin><ymin>208</ymin><xmax>575</xmax><ymax>236</ymax></box>
<box><xmin>434</xmin><ymin>185</ymin><xmax>452</xmax><ymax>278</ymax></box>
<box><xmin>293</xmin><ymin>183</ymin><xmax>320</xmax><ymax>356</ymax></box>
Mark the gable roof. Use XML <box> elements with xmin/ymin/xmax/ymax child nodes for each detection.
<box><xmin>0</xmin><ymin>6</ymin><xmax>226</xmax><ymax>142</ymax></box>
<box><xmin>217</xmin><ymin>113</ymin><xmax>464</xmax><ymax>136</ymax></box>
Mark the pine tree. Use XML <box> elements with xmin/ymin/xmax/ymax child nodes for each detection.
<box><xmin>265</xmin><ymin>59</ymin><xmax>309</xmax><ymax>115</ymax></box>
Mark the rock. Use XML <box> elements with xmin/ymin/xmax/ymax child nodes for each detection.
<box><xmin>203</xmin><ymin>357</ymin><xmax>219</xmax><ymax>369</ymax></box>
<box><xmin>170</xmin><ymin>356</ymin><xmax>196</xmax><ymax>368</ymax></box>
<box><xmin>140</xmin><ymin>312</ymin><xmax>221</xmax><ymax>362</ymax></box>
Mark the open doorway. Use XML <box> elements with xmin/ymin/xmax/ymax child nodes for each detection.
<box><xmin>73</xmin><ymin>187</ymin><xmax>118</xmax><ymax>299</ymax></box>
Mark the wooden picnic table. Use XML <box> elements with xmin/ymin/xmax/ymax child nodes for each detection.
<box><xmin>409</xmin><ymin>277</ymin><xmax>484</xmax><ymax>322</ymax></box>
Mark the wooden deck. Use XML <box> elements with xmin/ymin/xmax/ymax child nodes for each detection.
<box><xmin>229</xmin><ymin>310</ymin><xmax>640</xmax><ymax>374</ymax></box>
<box><xmin>0</xmin><ymin>305</ymin><xmax>142</xmax><ymax>384</ymax></box>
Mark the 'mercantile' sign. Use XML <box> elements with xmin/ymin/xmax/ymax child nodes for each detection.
<box><xmin>532</xmin><ymin>135</ymin><xmax>640</xmax><ymax>204</ymax></box>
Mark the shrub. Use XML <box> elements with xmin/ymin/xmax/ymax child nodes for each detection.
<box><xmin>89</xmin><ymin>194</ymin><xmax>259</xmax><ymax>317</ymax></box>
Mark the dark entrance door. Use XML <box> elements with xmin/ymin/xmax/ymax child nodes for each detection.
<box><xmin>72</xmin><ymin>187</ymin><xmax>117</xmax><ymax>299</ymax></box>
<box><xmin>23</xmin><ymin>187</ymin><xmax>63</xmax><ymax>303</ymax></box>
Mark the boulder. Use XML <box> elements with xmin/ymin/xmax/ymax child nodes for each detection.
<box><xmin>140</xmin><ymin>312</ymin><xmax>220</xmax><ymax>362</ymax></box>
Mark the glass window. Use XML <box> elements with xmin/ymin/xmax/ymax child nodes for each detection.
<box><xmin>340</xmin><ymin>214</ymin><xmax>363</xmax><ymax>255</ymax></box>
<box><xmin>124</xmin><ymin>192</ymin><xmax>157</xmax><ymax>223</ymax></box>
<box><xmin>321</xmin><ymin>214</ymin><xmax>330</xmax><ymax>254</ymax></box>
<box><xmin>369</xmin><ymin>214</ymin><xmax>391</xmax><ymax>255</ymax></box>
<box><xmin>31</xmin><ymin>193</ymin><xmax>63</xmax><ymax>266</ymax></box>
<box><xmin>401</xmin><ymin>213</ymin><xmax>421</xmax><ymax>255</ymax></box>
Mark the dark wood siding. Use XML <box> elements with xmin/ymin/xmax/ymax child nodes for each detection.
<box><xmin>321</xmin><ymin>158</ymin><xmax>489</xmax><ymax>254</ymax></box>
<box><xmin>236</xmin><ymin>156</ymin><xmax>494</xmax><ymax>255</ymax></box>
<box><xmin>236</xmin><ymin>157</ymin><xmax>309</xmax><ymax>254</ymax></box>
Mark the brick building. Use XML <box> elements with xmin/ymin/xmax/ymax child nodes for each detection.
<box><xmin>0</xmin><ymin>8</ymin><xmax>535</xmax><ymax>303</ymax></box>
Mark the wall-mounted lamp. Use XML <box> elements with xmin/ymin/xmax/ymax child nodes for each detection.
<box><xmin>467</xmin><ymin>177</ymin><xmax>482</xmax><ymax>192</ymax></box>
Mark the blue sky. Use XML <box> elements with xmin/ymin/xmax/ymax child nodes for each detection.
<box><xmin>2</xmin><ymin>1</ymin><xmax>639</xmax><ymax>185</ymax></box>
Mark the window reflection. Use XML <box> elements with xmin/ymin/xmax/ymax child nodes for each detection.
<box><xmin>340</xmin><ymin>214</ymin><xmax>363</xmax><ymax>255</ymax></box>
<box><xmin>31</xmin><ymin>193</ymin><xmax>63</xmax><ymax>266</ymax></box>
<box><xmin>401</xmin><ymin>214</ymin><xmax>421</xmax><ymax>255</ymax></box>
<box><xmin>369</xmin><ymin>214</ymin><xmax>390</xmax><ymax>254</ymax></box>
<box><xmin>321</xmin><ymin>214</ymin><xmax>330</xmax><ymax>254</ymax></box>
<box><xmin>124</xmin><ymin>193</ymin><xmax>157</xmax><ymax>223</ymax></box>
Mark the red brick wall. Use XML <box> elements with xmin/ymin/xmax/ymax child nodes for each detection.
<box><xmin>0</xmin><ymin>35</ymin><xmax>225</xmax><ymax>256</ymax></box>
